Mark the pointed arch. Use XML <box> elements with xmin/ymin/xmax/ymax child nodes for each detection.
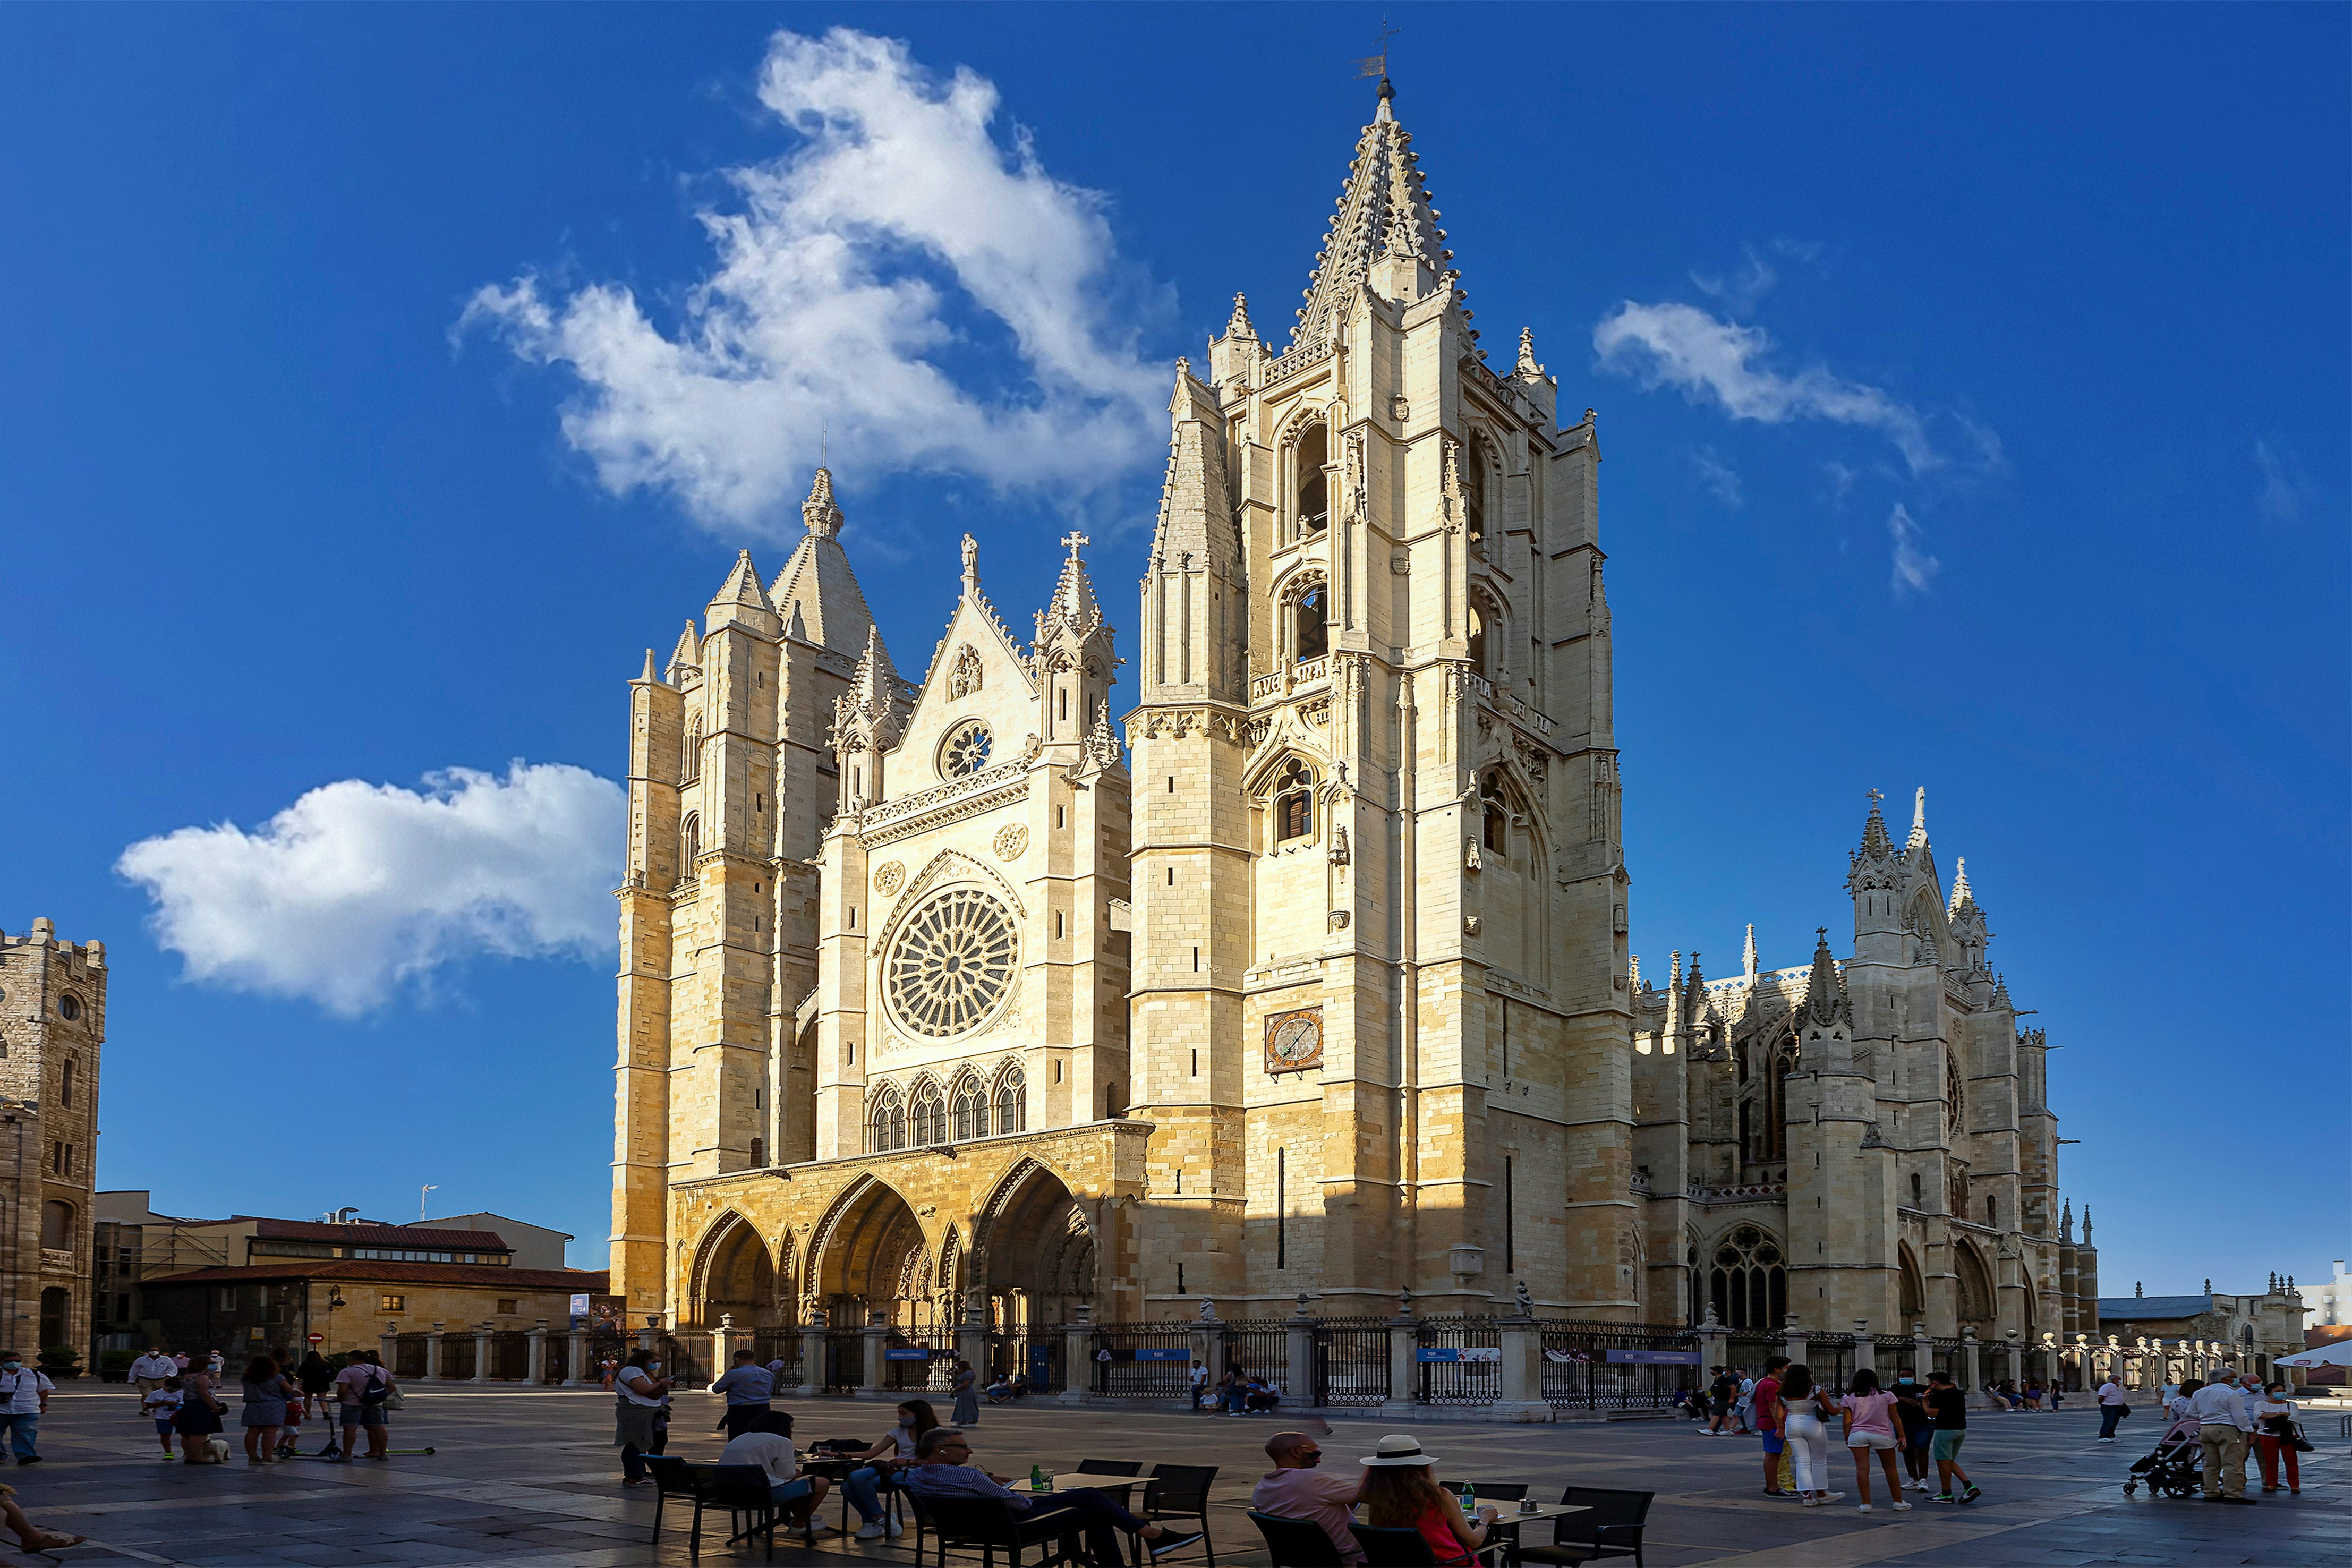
<box><xmin>907</xmin><ymin>1076</ymin><xmax>948</xmax><ymax>1146</ymax></box>
<box><xmin>1954</xmin><ymin>1239</ymin><xmax>1997</xmax><ymax>1328</ymax></box>
<box><xmin>991</xmin><ymin>1059</ymin><xmax>1028</xmax><ymax>1135</ymax></box>
<box><xmin>1898</xmin><ymin>1243</ymin><xmax>1927</xmax><ymax>1326</ymax></box>
<box><xmin>949</xmin><ymin>1070</ymin><xmax>987</xmax><ymax>1142</ymax></box>
<box><xmin>1705</xmin><ymin>1223</ymin><xmax>1787</xmax><ymax>1330</ymax></box>
<box><xmin>683</xmin><ymin>714</ymin><xmax>703</xmax><ymax>783</ymax></box>
<box><xmin>866</xmin><ymin>1081</ymin><xmax>907</xmax><ymax>1154</ymax></box>
<box><xmin>690</xmin><ymin>1211</ymin><xmax>780</xmax><ymax>1328</ymax></box>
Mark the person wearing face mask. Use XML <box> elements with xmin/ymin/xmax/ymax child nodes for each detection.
<box><xmin>613</xmin><ymin>1348</ymin><xmax>672</xmax><ymax>1487</ymax></box>
<box><xmin>0</xmin><ymin>1354</ymin><xmax>55</xmax><ymax>1465</ymax></box>
<box><xmin>842</xmin><ymin>1399</ymin><xmax>938</xmax><ymax>1538</ymax></box>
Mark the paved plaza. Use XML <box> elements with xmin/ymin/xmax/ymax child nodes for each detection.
<box><xmin>5</xmin><ymin>1386</ymin><xmax>2344</xmax><ymax>1568</ymax></box>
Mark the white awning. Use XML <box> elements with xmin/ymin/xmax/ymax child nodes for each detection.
<box><xmin>2276</xmin><ymin>1341</ymin><xmax>2352</xmax><ymax>1368</ymax></box>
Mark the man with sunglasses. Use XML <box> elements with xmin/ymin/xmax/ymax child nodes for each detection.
<box><xmin>904</xmin><ymin>1428</ymin><xmax>1202</xmax><ymax>1568</ymax></box>
<box><xmin>1252</xmin><ymin>1431</ymin><xmax>1366</xmax><ymax>1563</ymax></box>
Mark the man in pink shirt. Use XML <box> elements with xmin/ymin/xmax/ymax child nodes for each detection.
<box><xmin>1251</xmin><ymin>1431</ymin><xmax>1366</xmax><ymax>1563</ymax></box>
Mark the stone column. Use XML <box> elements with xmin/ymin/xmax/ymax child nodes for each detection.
<box><xmin>527</xmin><ymin>1319</ymin><xmax>548</xmax><ymax>1385</ymax></box>
<box><xmin>1697</xmin><ymin>1309</ymin><xmax>1729</xmax><ymax>1379</ymax></box>
<box><xmin>638</xmin><ymin>1316</ymin><xmax>660</xmax><ymax>1356</ymax></box>
<box><xmin>378</xmin><ymin>1324</ymin><xmax>398</xmax><ymax>1374</ymax></box>
<box><xmin>1958</xmin><ymin>1327</ymin><xmax>1983</xmax><ymax>1408</ymax></box>
<box><xmin>863</xmin><ymin>1310</ymin><xmax>890</xmax><ymax>1395</ymax></box>
<box><xmin>1383</xmin><ymin>1301</ymin><xmax>1420</xmax><ymax>1417</ymax></box>
<box><xmin>564</xmin><ymin>1325</ymin><xmax>590</xmax><ymax>1388</ymax></box>
<box><xmin>955</xmin><ymin>1292</ymin><xmax>990</xmax><ymax>1399</ymax></box>
<box><xmin>1852</xmin><ymin>1321</ymin><xmax>1876</xmax><ymax>1380</ymax></box>
<box><xmin>1911</xmin><ymin>1323</ymin><xmax>1933</xmax><ymax>1386</ymax></box>
<box><xmin>1286</xmin><ymin>1299</ymin><xmax>1317</xmax><ymax>1410</ymax></box>
<box><xmin>800</xmin><ymin>1309</ymin><xmax>830</xmax><ymax>1395</ymax></box>
<box><xmin>710</xmin><ymin>1313</ymin><xmax>735</xmax><ymax>1391</ymax></box>
<box><xmin>425</xmin><ymin>1322</ymin><xmax>445</xmax><ymax>1383</ymax></box>
<box><xmin>2002</xmin><ymin>1331</ymin><xmax>2022</xmax><ymax>1391</ymax></box>
<box><xmin>1780</xmin><ymin>1314</ymin><xmax>1811</xmax><ymax>1383</ymax></box>
<box><xmin>1496</xmin><ymin>1311</ymin><xmax>1547</xmax><ymax>1422</ymax></box>
<box><xmin>472</xmin><ymin>1321</ymin><xmax>493</xmax><ymax>1384</ymax></box>
<box><xmin>1060</xmin><ymin>1301</ymin><xmax>1093</xmax><ymax>1406</ymax></box>
<box><xmin>1191</xmin><ymin>1301</ymin><xmax>1224</xmax><ymax>1398</ymax></box>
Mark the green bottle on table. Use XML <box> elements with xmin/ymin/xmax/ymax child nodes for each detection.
<box><xmin>1461</xmin><ymin>1482</ymin><xmax>1476</xmax><ymax>1515</ymax></box>
<box><xmin>1031</xmin><ymin>1464</ymin><xmax>1047</xmax><ymax>1492</ymax></box>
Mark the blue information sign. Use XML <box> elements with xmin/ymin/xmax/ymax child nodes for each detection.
<box><xmin>1415</xmin><ymin>1347</ymin><xmax>1502</xmax><ymax>1364</ymax></box>
<box><xmin>884</xmin><ymin>1348</ymin><xmax>934</xmax><ymax>1361</ymax></box>
<box><xmin>1604</xmin><ymin>1349</ymin><xmax>1701</xmax><ymax>1366</ymax></box>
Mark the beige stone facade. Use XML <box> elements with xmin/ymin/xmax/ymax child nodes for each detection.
<box><xmin>613</xmin><ymin>87</ymin><xmax>2082</xmax><ymax>1346</ymax></box>
<box><xmin>0</xmin><ymin>918</ymin><xmax>103</xmax><ymax>1357</ymax></box>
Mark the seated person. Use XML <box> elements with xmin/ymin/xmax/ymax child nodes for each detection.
<box><xmin>716</xmin><ymin>1412</ymin><xmax>832</xmax><ymax>1532</ymax></box>
<box><xmin>841</xmin><ymin>1400</ymin><xmax>938</xmax><ymax>1539</ymax></box>
<box><xmin>1361</xmin><ymin>1436</ymin><xmax>1495</xmax><ymax>1567</ymax></box>
<box><xmin>1245</xmin><ymin>1378</ymin><xmax>1280</xmax><ymax>1414</ymax></box>
<box><xmin>1250</xmin><ymin>1430</ymin><xmax>1366</xmax><ymax>1565</ymax></box>
<box><xmin>1010</xmin><ymin>1373</ymin><xmax>1031</xmax><ymax>1400</ymax></box>
<box><xmin>902</xmin><ymin>1427</ymin><xmax>1203</xmax><ymax>1568</ymax></box>
<box><xmin>985</xmin><ymin>1373</ymin><xmax>1018</xmax><ymax>1403</ymax></box>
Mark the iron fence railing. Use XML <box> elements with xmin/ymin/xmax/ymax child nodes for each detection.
<box><xmin>823</xmin><ymin>1330</ymin><xmax>863</xmax><ymax>1394</ymax></box>
<box><xmin>1313</xmin><ymin>1318</ymin><xmax>1391</xmax><ymax>1407</ymax></box>
<box><xmin>393</xmin><ymin>1333</ymin><xmax>428</xmax><ymax>1379</ymax></box>
<box><xmin>1416</xmin><ymin>1317</ymin><xmax>1502</xmax><ymax>1407</ymax></box>
<box><xmin>440</xmin><ymin>1335</ymin><xmax>476</xmax><ymax>1382</ymax></box>
<box><xmin>1089</xmin><ymin>1323</ymin><xmax>1196</xmax><ymax>1399</ymax></box>
<box><xmin>754</xmin><ymin>1327</ymin><xmax>802</xmax><ymax>1386</ymax></box>
<box><xmin>658</xmin><ymin>1332</ymin><xmax>713</xmax><ymax>1388</ymax></box>
<box><xmin>885</xmin><ymin>1328</ymin><xmax>958</xmax><ymax>1393</ymax></box>
<box><xmin>1540</xmin><ymin>1322</ymin><xmax>1700</xmax><ymax>1410</ymax></box>
<box><xmin>487</xmin><ymin>1331</ymin><xmax>531</xmax><ymax>1381</ymax></box>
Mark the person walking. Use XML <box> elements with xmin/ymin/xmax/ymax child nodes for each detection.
<box><xmin>612</xmin><ymin>1347</ymin><xmax>671</xmax><ymax>1487</ymax></box>
<box><xmin>1705</xmin><ymin>1366</ymin><xmax>1737</xmax><ymax>1436</ymax></box>
<box><xmin>1776</xmin><ymin>1365</ymin><xmax>1843</xmax><ymax>1506</ymax></box>
<box><xmin>141</xmin><ymin>1376</ymin><xmax>184</xmax><ymax>1459</ymax></box>
<box><xmin>2095</xmin><ymin>1373</ymin><xmax>2131</xmax><ymax>1441</ymax></box>
<box><xmin>709</xmin><ymin>1348</ymin><xmax>777</xmax><ymax>1439</ymax></box>
<box><xmin>1923</xmin><ymin>1371</ymin><xmax>1980</xmax><ymax>1504</ymax></box>
<box><xmin>1838</xmin><ymin>1370</ymin><xmax>1911</xmax><ymax>1513</ymax></box>
<box><xmin>0</xmin><ymin>1354</ymin><xmax>54</xmax><ymax>1466</ymax></box>
<box><xmin>1892</xmin><ymin>1379</ymin><xmax>1934</xmax><ymax>1492</ymax></box>
<box><xmin>172</xmin><ymin>1358</ymin><xmax>227</xmax><ymax>1463</ymax></box>
<box><xmin>1753</xmin><ymin>1357</ymin><xmax>1791</xmax><ymax>1496</ymax></box>
<box><xmin>131</xmin><ymin>1347</ymin><xmax>177</xmax><ymax>1399</ymax></box>
<box><xmin>1252</xmin><ymin>1430</ymin><xmax>1368</xmax><ymax>1565</ymax></box>
<box><xmin>1735</xmin><ymin>1370</ymin><xmax>1757</xmax><ymax>1434</ymax></box>
<box><xmin>949</xmin><ymin>1358</ymin><xmax>981</xmax><ymax>1426</ymax></box>
<box><xmin>2187</xmin><ymin>1376</ymin><xmax>2256</xmax><ymax>1503</ymax></box>
<box><xmin>329</xmin><ymin>1349</ymin><xmax>396</xmax><ymax>1463</ymax></box>
<box><xmin>2250</xmin><ymin>1383</ymin><xmax>2300</xmax><ymax>1495</ymax></box>
<box><xmin>238</xmin><ymin>1355</ymin><xmax>294</xmax><ymax>1464</ymax></box>
<box><xmin>1359</xmin><ymin>1434</ymin><xmax>1497</xmax><ymax>1565</ymax></box>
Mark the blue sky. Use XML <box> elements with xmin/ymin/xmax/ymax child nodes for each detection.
<box><xmin>3</xmin><ymin>4</ymin><xmax>2343</xmax><ymax>1291</ymax></box>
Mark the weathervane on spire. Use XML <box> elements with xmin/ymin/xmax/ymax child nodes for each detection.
<box><xmin>1354</xmin><ymin>14</ymin><xmax>1401</xmax><ymax>91</ymax></box>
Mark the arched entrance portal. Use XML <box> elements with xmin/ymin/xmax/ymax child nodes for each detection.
<box><xmin>975</xmin><ymin>1163</ymin><xmax>1095</xmax><ymax>1337</ymax></box>
<box><xmin>815</xmin><ymin>1180</ymin><xmax>945</xmax><ymax>1330</ymax></box>
<box><xmin>696</xmin><ymin>1218</ymin><xmax>781</xmax><ymax>1328</ymax></box>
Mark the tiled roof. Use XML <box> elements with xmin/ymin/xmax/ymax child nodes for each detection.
<box><xmin>243</xmin><ymin>1217</ymin><xmax>510</xmax><ymax>1250</ymax></box>
<box><xmin>148</xmin><ymin>1261</ymin><xmax>604</xmax><ymax>1291</ymax></box>
<box><xmin>2099</xmin><ymin>1296</ymin><xmax>2213</xmax><ymax>1320</ymax></box>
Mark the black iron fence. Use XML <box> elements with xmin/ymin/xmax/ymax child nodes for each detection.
<box><xmin>487</xmin><ymin>1331</ymin><xmax>531</xmax><ymax>1381</ymax></box>
<box><xmin>754</xmin><ymin>1327</ymin><xmax>802</xmax><ymax>1386</ymax></box>
<box><xmin>1088</xmin><ymin>1323</ymin><xmax>1196</xmax><ymax>1399</ymax></box>
<box><xmin>1415</xmin><ymin>1317</ymin><xmax>1501</xmax><ymax>1407</ymax></box>
<box><xmin>885</xmin><ymin>1328</ymin><xmax>958</xmax><ymax>1393</ymax></box>
<box><xmin>823</xmin><ymin>1330</ymin><xmax>863</xmax><ymax>1393</ymax></box>
<box><xmin>1803</xmin><ymin>1333</ymin><xmax>1854</xmax><ymax>1393</ymax></box>
<box><xmin>440</xmin><ymin>1335</ymin><xmax>476</xmax><ymax>1382</ymax></box>
<box><xmin>1540</xmin><ymin>1322</ymin><xmax>1700</xmax><ymax>1411</ymax></box>
<box><xmin>1874</xmin><ymin>1335</ymin><xmax>1923</xmax><ymax>1382</ymax></box>
<box><xmin>1314</xmin><ymin>1318</ymin><xmax>1391</xmax><ymax>1407</ymax></box>
<box><xmin>393</xmin><ymin>1333</ymin><xmax>428</xmax><ymax>1379</ymax></box>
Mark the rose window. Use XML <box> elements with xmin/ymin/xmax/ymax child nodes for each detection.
<box><xmin>886</xmin><ymin>888</ymin><xmax>1018</xmax><ymax>1038</ymax></box>
<box><xmin>940</xmin><ymin>720</ymin><xmax>994</xmax><ymax>778</ymax></box>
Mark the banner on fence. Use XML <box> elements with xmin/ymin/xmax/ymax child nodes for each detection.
<box><xmin>1604</xmin><ymin>1349</ymin><xmax>1702</xmax><ymax>1366</ymax></box>
<box><xmin>1417</xmin><ymin>1347</ymin><xmax>1501</xmax><ymax>1364</ymax></box>
<box><xmin>1133</xmin><ymin>1347</ymin><xmax>1192</xmax><ymax>1362</ymax></box>
<box><xmin>884</xmin><ymin>1348</ymin><xmax>935</xmax><ymax>1362</ymax></box>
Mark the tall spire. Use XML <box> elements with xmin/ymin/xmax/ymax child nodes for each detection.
<box><xmin>1805</xmin><ymin>928</ymin><xmax>1836</xmax><ymax>1013</ymax></box>
<box><xmin>1907</xmin><ymin>786</ymin><xmax>1929</xmax><ymax>852</ymax></box>
<box><xmin>845</xmin><ymin>625</ymin><xmax>901</xmax><ymax>730</ymax></box>
<box><xmin>1742</xmin><ymin>922</ymin><xmax>1758</xmax><ymax>979</ymax></box>
<box><xmin>1513</xmin><ymin>326</ymin><xmax>1544</xmax><ymax>379</ymax></box>
<box><xmin>802</xmin><ymin>466</ymin><xmax>843</xmax><ymax>539</ymax></box>
<box><xmin>1290</xmin><ymin>84</ymin><xmax>1449</xmax><ymax>352</ymax></box>
<box><xmin>1859</xmin><ymin>788</ymin><xmax>1894</xmax><ymax>859</ymax></box>
<box><xmin>770</xmin><ymin>468</ymin><xmax>877</xmax><ymax>657</ymax></box>
<box><xmin>1948</xmin><ymin>857</ymin><xmax>1976</xmax><ymax>914</ymax></box>
<box><xmin>1225</xmin><ymin>292</ymin><xmax>1256</xmax><ymax>341</ymax></box>
<box><xmin>1038</xmin><ymin>531</ymin><xmax>1103</xmax><ymax>646</ymax></box>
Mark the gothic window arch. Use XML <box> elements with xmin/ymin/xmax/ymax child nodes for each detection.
<box><xmin>992</xmin><ymin>1063</ymin><xmax>1027</xmax><ymax>1136</ymax></box>
<box><xmin>683</xmin><ymin>717</ymin><xmax>703</xmax><ymax>783</ymax></box>
<box><xmin>1294</xmin><ymin>420</ymin><xmax>1330</xmax><ymax>536</ymax></box>
<box><xmin>1481</xmin><ymin>769</ymin><xmax>1509</xmax><ymax>854</ymax></box>
<box><xmin>1899</xmin><ymin>1246</ymin><xmax>1927</xmax><ymax>1324</ymax></box>
<box><xmin>908</xmin><ymin>1079</ymin><xmax>947</xmax><ymax>1146</ymax></box>
<box><xmin>1945</xmin><ymin>1051</ymin><xmax>1966</xmax><ymax>1143</ymax></box>
<box><xmin>1955</xmin><ymin>1241</ymin><xmax>1996</xmax><ymax>1327</ymax></box>
<box><xmin>679</xmin><ymin>814</ymin><xmax>701</xmax><ymax>885</ymax></box>
<box><xmin>1295</xmin><ymin>583</ymin><xmax>1328</xmax><ymax>662</ymax></box>
<box><xmin>1708</xmin><ymin>1225</ymin><xmax>1786</xmax><ymax>1329</ymax></box>
<box><xmin>1738</xmin><ymin>1030</ymin><xmax>1799</xmax><ymax>1164</ymax></box>
<box><xmin>1272</xmin><ymin>755</ymin><xmax>1316</xmax><ymax>843</ymax></box>
<box><xmin>867</xmin><ymin>1084</ymin><xmax>906</xmax><ymax>1154</ymax></box>
<box><xmin>950</xmin><ymin>1073</ymin><xmax>986</xmax><ymax>1142</ymax></box>
<box><xmin>1463</xmin><ymin>432</ymin><xmax>1492</xmax><ymax>544</ymax></box>
<box><xmin>1467</xmin><ymin>603</ymin><xmax>1488</xmax><ymax>677</ymax></box>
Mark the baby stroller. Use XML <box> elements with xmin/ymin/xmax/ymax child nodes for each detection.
<box><xmin>2121</xmin><ymin>1421</ymin><xmax>2203</xmax><ymax>1498</ymax></box>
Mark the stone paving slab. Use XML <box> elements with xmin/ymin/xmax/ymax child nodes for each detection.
<box><xmin>1</xmin><ymin>1387</ymin><xmax>2339</xmax><ymax>1568</ymax></box>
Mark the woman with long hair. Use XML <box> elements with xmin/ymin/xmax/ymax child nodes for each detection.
<box><xmin>172</xmin><ymin>1357</ymin><xmax>227</xmax><ymax>1464</ymax></box>
<box><xmin>1776</xmin><ymin>1364</ymin><xmax>1844</xmax><ymax>1506</ymax></box>
<box><xmin>239</xmin><ymin>1355</ymin><xmax>293</xmax><ymax>1464</ymax></box>
<box><xmin>1360</xmin><ymin>1435</ymin><xmax>1494</xmax><ymax>1566</ymax></box>
<box><xmin>1839</xmin><ymin>1369</ymin><xmax>1908</xmax><ymax>1512</ymax></box>
<box><xmin>612</xmin><ymin>1347</ymin><xmax>673</xmax><ymax>1487</ymax></box>
<box><xmin>842</xmin><ymin>1398</ymin><xmax>940</xmax><ymax>1538</ymax></box>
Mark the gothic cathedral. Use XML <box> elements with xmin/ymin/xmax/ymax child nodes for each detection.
<box><xmin>611</xmin><ymin>84</ymin><xmax>2093</xmax><ymax>1347</ymax></box>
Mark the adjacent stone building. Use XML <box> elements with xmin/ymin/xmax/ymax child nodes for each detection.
<box><xmin>0</xmin><ymin>918</ymin><xmax>103</xmax><ymax>1360</ymax></box>
<box><xmin>611</xmin><ymin>84</ymin><xmax>2087</xmax><ymax>1348</ymax></box>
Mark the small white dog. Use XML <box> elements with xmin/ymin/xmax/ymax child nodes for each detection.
<box><xmin>206</xmin><ymin>1436</ymin><xmax>232</xmax><ymax>1463</ymax></box>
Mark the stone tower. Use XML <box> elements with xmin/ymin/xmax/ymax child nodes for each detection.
<box><xmin>0</xmin><ymin>918</ymin><xmax>104</xmax><ymax>1354</ymax></box>
<box><xmin>1126</xmin><ymin>79</ymin><xmax>1634</xmax><ymax>1314</ymax></box>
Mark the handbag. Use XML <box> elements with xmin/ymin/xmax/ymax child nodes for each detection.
<box><xmin>2289</xmin><ymin>1421</ymin><xmax>2315</xmax><ymax>1454</ymax></box>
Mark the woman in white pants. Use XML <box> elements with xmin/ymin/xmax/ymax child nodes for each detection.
<box><xmin>1777</xmin><ymin>1364</ymin><xmax>1844</xmax><ymax>1506</ymax></box>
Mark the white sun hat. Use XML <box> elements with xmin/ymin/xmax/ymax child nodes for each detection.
<box><xmin>1362</xmin><ymin>1434</ymin><xmax>1439</xmax><ymax>1467</ymax></box>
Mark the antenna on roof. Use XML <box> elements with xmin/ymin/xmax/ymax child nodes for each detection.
<box><xmin>420</xmin><ymin>1184</ymin><xmax>439</xmax><ymax>1223</ymax></box>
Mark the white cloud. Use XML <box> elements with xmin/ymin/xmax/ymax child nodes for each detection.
<box><xmin>462</xmin><ymin>27</ymin><xmax>1165</xmax><ymax>534</ymax></box>
<box><xmin>117</xmin><ymin>763</ymin><xmax>624</xmax><ymax>1017</ymax></box>
<box><xmin>1592</xmin><ymin>301</ymin><xmax>1938</xmax><ymax>475</ymax></box>
<box><xmin>1887</xmin><ymin>504</ymin><xmax>1941</xmax><ymax>596</ymax></box>
<box><xmin>2254</xmin><ymin>438</ymin><xmax>2314</xmax><ymax>522</ymax></box>
<box><xmin>1689</xmin><ymin>445</ymin><xmax>1743</xmax><ymax>507</ymax></box>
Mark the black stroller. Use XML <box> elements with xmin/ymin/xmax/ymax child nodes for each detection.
<box><xmin>2121</xmin><ymin>1419</ymin><xmax>2203</xmax><ymax>1498</ymax></box>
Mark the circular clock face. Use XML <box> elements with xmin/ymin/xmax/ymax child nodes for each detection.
<box><xmin>1271</xmin><ymin>1015</ymin><xmax>1320</xmax><ymax>1065</ymax></box>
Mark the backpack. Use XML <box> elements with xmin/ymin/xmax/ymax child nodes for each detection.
<box><xmin>359</xmin><ymin>1370</ymin><xmax>389</xmax><ymax>1406</ymax></box>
